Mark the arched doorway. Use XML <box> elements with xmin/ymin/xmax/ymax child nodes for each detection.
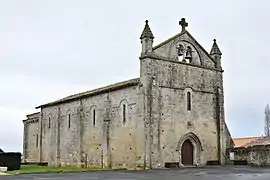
<box><xmin>177</xmin><ymin>132</ymin><xmax>203</xmax><ymax>166</ymax></box>
<box><xmin>181</xmin><ymin>139</ymin><xmax>194</xmax><ymax>165</ymax></box>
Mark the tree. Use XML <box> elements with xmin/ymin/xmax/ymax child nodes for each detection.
<box><xmin>264</xmin><ymin>104</ymin><xmax>270</xmax><ymax>137</ymax></box>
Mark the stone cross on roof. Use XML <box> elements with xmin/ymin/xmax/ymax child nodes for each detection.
<box><xmin>179</xmin><ymin>18</ymin><xmax>188</xmax><ymax>32</ymax></box>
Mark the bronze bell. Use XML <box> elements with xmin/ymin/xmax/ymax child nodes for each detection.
<box><xmin>185</xmin><ymin>46</ymin><xmax>192</xmax><ymax>60</ymax></box>
<box><xmin>185</xmin><ymin>53</ymin><xmax>192</xmax><ymax>60</ymax></box>
<box><xmin>177</xmin><ymin>44</ymin><xmax>184</xmax><ymax>56</ymax></box>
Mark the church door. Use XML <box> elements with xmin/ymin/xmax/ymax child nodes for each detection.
<box><xmin>181</xmin><ymin>139</ymin><xmax>194</xmax><ymax>165</ymax></box>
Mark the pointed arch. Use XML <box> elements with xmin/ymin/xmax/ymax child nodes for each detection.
<box><xmin>177</xmin><ymin>132</ymin><xmax>203</xmax><ymax>151</ymax></box>
<box><xmin>176</xmin><ymin>132</ymin><xmax>203</xmax><ymax>166</ymax></box>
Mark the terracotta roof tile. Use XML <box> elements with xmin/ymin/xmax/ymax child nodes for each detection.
<box><xmin>232</xmin><ymin>137</ymin><xmax>261</xmax><ymax>147</ymax></box>
<box><xmin>244</xmin><ymin>137</ymin><xmax>270</xmax><ymax>147</ymax></box>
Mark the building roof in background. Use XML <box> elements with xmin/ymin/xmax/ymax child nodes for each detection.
<box><xmin>243</xmin><ymin>137</ymin><xmax>270</xmax><ymax>147</ymax></box>
<box><xmin>232</xmin><ymin>136</ymin><xmax>261</xmax><ymax>147</ymax></box>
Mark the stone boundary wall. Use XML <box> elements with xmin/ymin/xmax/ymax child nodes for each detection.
<box><xmin>231</xmin><ymin>145</ymin><xmax>270</xmax><ymax>166</ymax></box>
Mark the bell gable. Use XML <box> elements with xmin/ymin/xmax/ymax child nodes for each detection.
<box><xmin>153</xmin><ymin>31</ymin><xmax>216</xmax><ymax>69</ymax></box>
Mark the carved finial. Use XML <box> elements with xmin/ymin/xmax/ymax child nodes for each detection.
<box><xmin>179</xmin><ymin>18</ymin><xmax>188</xmax><ymax>32</ymax></box>
<box><xmin>140</xmin><ymin>20</ymin><xmax>154</xmax><ymax>39</ymax></box>
<box><xmin>210</xmin><ymin>38</ymin><xmax>222</xmax><ymax>55</ymax></box>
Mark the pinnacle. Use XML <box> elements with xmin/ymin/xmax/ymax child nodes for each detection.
<box><xmin>140</xmin><ymin>20</ymin><xmax>154</xmax><ymax>39</ymax></box>
<box><xmin>210</xmin><ymin>39</ymin><xmax>222</xmax><ymax>55</ymax></box>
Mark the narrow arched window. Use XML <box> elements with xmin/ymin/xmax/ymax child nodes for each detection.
<box><xmin>187</xmin><ymin>92</ymin><xmax>191</xmax><ymax>111</ymax></box>
<box><xmin>123</xmin><ymin>104</ymin><xmax>126</xmax><ymax>124</ymax></box>
<box><xmin>68</xmin><ymin>114</ymin><xmax>71</xmax><ymax>128</ymax></box>
<box><xmin>93</xmin><ymin>109</ymin><xmax>96</xmax><ymax>126</ymax></box>
<box><xmin>36</xmin><ymin>134</ymin><xmax>39</xmax><ymax>147</ymax></box>
<box><xmin>48</xmin><ymin>118</ymin><xmax>51</xmax><ymax>129</ymax></box>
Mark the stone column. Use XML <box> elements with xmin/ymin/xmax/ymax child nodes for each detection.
<box><xmin>39</xmin><ymin>111</ymin><xmax>43</xmax><ymax>162</ymax></box>
<box><xmin>102</xmin><ymin>94</ymin><xmax>112</xmax><ymax>168</ymax></box>
<box><xmin>216</xmin><ymin>72</ymin><xmax>226</xmax><ymax>165</ymax></box>
<box><xmin>56</xmin><ymin>107</ymin><xmax>61</xmax><ymax>166</ymax></box>
<box><xmin>77</xmin><ymin>100</ymin><xmax>84</xmax><ymax>167</ymax></box>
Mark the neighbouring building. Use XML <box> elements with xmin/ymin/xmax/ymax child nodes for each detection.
<box><xmin>232</xmin><ymin>137</ymin><xmax>261</xmax><ymax>148</ymax></box>
<box><xmin>22</xmin><ymin>18</ymin><xmax>234</xmax><ymax>169</ymax></box>
<box><xmin>232</xmin><ymin>136</ymin><xmax>270</xmax><ymax>166</ymax></box>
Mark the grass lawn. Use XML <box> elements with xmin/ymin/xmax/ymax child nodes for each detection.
<box><xmin>7</xmin><ymin>165</ymin><xmax>103</xmax><ymax>175</ymax></box>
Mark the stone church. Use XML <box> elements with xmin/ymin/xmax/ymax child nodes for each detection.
<box><xmin>22</xmin><ymin>18</ymin><xmax>234</xmax><ymax>169</ymax></box>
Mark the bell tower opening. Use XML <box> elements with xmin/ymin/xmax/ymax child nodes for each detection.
<box><xmin>177</xmin><ymin>44</ymin><xmax>184</xmax><ymax>61</ymax></box>
<box><xmin>177</xmin><ymin>44</ymin><xmax>193</xmax><ymax>63</ymax></box>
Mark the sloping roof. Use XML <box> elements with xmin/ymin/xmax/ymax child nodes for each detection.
<box><xmin>232</xmin><ymin>136</ymin><xmax>261</xmax><ymax>147</ymax></box>
<box><xmin>152</xmin><ymin>30</ymin><xmax>216</xmax><ymax>64</ymax></box>
<box><xmin>36</xmin><ymin>78</ymin><xmax>140</xmax><ymax>109</ymax></box>
<box><xmin>243</xmin><ymin>137</ymin><xmax>270</xmax><ymax>147</ymax></box>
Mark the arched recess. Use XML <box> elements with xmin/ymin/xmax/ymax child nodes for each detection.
<box><xmin>176</xmin><ymin>132</ymin><xmax>203</xmax><ymax>166</ymax></box>
<box><xmin>169</xmin><ymin>40</ymin><xmax>202</xmax><ymax>65</ymax></box>
<box><xmin>118</xmin><ymin>99</ymin><xmax>129</xmax><ymax>126</ymax></box>
<box><xmin>89</xmin><ymin>105</ymin><xmax>97</xmax><ymax>126</ymax></box>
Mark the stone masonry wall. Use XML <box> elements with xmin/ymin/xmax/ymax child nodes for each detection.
<box><xmin>232</xmin><ymin>145</ymin><xmax>270</xmax><ymax>166</ymax></box>
<box><xmin>139</xmin><ymin>30</ymin><xmax>233</xmax><ymax>168</ymax></box>
<box><xmin>23</xmin><ymin>112</ymin><xmax>40</xmax><ymax>162</ymax></box>
<box><xmin>40</xmin><ymin>85</ymin><xmax>144</xmax><ymax>168</ymax></box>
<box><xmin>24</xmin><ymin>24</ymin><xmax>234</xmax><ymax>169</ymax></box>
<box><xmin>140</xmin><ymin>57</ymin><xmax>221</xmax><ymax>167</ymax></box>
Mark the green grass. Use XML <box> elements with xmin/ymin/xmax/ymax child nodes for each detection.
<box><xmin>7</xmin><ymin>165</ymin><xmax>103</xmax><ymax>175</ymax></box>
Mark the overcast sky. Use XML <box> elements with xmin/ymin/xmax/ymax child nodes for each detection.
<box><xmin>0</xmin><ymin>0</ymin><xmax>270</xmax><ymax>152</ymax></box>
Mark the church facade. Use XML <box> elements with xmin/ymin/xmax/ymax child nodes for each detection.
<box><xmin>22</xmin><ymin>18</ymin><xmax>234</xmax><ymax>169</ymax></box>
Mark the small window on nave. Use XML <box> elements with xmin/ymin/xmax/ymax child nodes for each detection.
<box><xmin>48</xmin><ymin>118</ymin><xmax>51</xmax><ymax>129</ymax></box>
<box><xmin>93</xmin><ymin>109</ymin><xmax>96</xmax><ymax>126</ymax></box>
<box><xmin>68</xmin><ymin>114</ymin><xmax>71</xmax><ymax>128</ymax></box>
<box><xmin>123</xmin><ymin>104</ymin><xmax>126</xmax><ymax>124</ymax></box>
<box><xmin>36</xmin><ymin>134</ymin><xmax>39</xmax><ymax>147</ymax></box>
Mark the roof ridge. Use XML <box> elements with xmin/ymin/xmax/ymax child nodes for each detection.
<box><xmin>36</xmin><ymin>78</ymin><xmax>140</xmax><ymax>108</ymax></box>
<box><xmin>233</xmin><ymin>136</ymin><xmax>261</xmax><ymax>139</ymax></box>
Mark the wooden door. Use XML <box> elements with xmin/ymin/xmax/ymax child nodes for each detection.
<box><xmin>181</xmin><ymin>139</ymin><xmax>193</xmax><ymax>165</ymax></box>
